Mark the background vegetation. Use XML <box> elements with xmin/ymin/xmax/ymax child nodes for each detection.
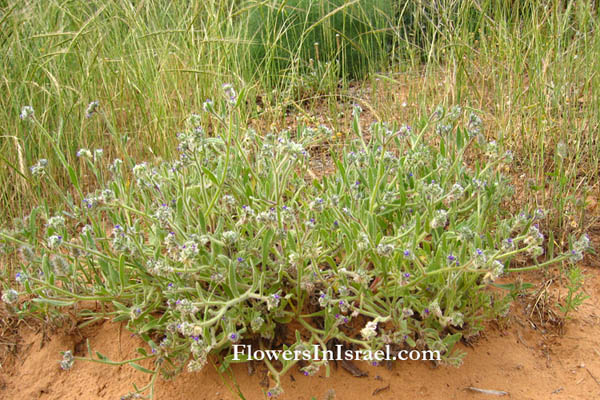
<box><xmin>1</xmin><ymin>0</ymin><xmax>598</xmax><ymax>271</ymax></box>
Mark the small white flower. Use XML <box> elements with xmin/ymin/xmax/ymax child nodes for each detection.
<box><xmin>266</xmin><ymin>293</ymin><xmax>281</xmax><ymax>311</ymax></box>
<box><xmin>1</xmin><ymin>288</ymin><xmax>18</xmax><ymax>304</ymax></box>
<box><xmin>85</xmin><ymin>101</ymin><xmax>99</xmax><ymax>118</ymax></box>
<box><xmin>449</xmin><ymin>312</ymin><xmax>464</xmax><ymax>327</ymax></box>
<box><xmin>47</xmin><ymin>215</ymin><xmax>65</xmax><ymax>230</ymax></box>
<box><xmin>100</xmin><ymin>189</ymin><xmax>115</xmax><ymax>203</ymax></box>
<box><xmin>524</xmin><ymin>225</ymin><xmax>544</xmax><ymax>246</ymax></box>
<box><xmin>357</xmin><ymin>232</ymin><xmax>370</xmax><ymax>251</ymax></box>
<box><xmin>188</xmin><ymin>357</ymin><xmax>208</xmax><ymax>372</ymax></box>
<box><xmin>76</xmin><ymin>148</ymin><xmax>92</xmax><ymax>158</ymax></box>
<box><xmin>376</xmin><ymin>243</ymin><xmax>394</xmax><ymax>257</ymax></box>
<box><xmin>81</xmin><ymin>224</ymin><xmax>94</xmax><ymax>235</ymax></box>
<box><xmin>568</xmin><ymin>249</ymin><xmax>584</xmax><ymax>264</ymax></box>
<box><xmin>429</xmin><ymin>299</ymin><xmax>443</xmax><ymax>318</ymax></box>
<box><xmin>430</xmin><ymin>209</ymin><xmax>448</xmax><ymax>229</ymax></box>
<box><xmin>110</xmin><ymin>158</ymin><xmax>123</xmax><ymax>174</ymax></box>
<box><xmin>309</xmin><ymin>197</ymin><xmax>325</xmax><ymax>212</ymax></box>
<box><xmin>360</xmin><ymin>320</ymin><xmax>378</xmax><ymax>340</ymax></box>
<box><xmin>423</xmin><ymin>181</ymin><xmax>443</xmax><ymax>200</ymax></box>
<box><xmin>30</xmin><ymin>159</ymin><xmax>48</xmax><ymax>177</ymax></box>
<box><xmin>60</xmin><ymin>350</ymin><xmax>74</xmax><ymax>370</ymax></box>
<box><xmin>222</xmin><ymin>230</ymin><xmax>239</xmax><ymax>246</ymax></box>
<box><xmin>175</xmin><ymin>298</ymin><xmax>198</xmax><ymax>315</ymax></box>
<box><xmin>94</xmin><ymin>148</ymin><xmax>103</xmax><ymax>162</ymax></box>
<box><xmin>222</xmin><ymin>195</ymin><xmax>236</xmax><ymax>207</ymax></box>
<box><xmin>488</xmin><ymin>260</ymin><xmax>505</xmax><ymax>280</ymax></box>
<box><xmin>47</xmin><ymin>234</ymin><xmax>63</xmax><ymax>249</ymax></box>
<box><xmin>153</xmin><ymin>203</ymin><xmax>173</xmax><ymax>225</ymax></box>
<box><xmin>187</xmin><ymin>113</ymin><xmax>202</xmax><ymax>128</ymax></box>
<box><xmin>447</xmin><ymin>183</ymin><xmax>464</xmax><ymax>202</ymax></box>
<box><xmin>222</xmin><ymin>83</ymin><xmax>237</xmax><ymax>105</ymax></box>
<box><xmin>574</xmin><ymin>234</ymin><xmax>591</xmax><ymax>251</ymax></box>
<box><xmin>179</xmin><ymin>240</ymin><xmax>199</xmax><ymax>261</ymax></box>
<box><xmin>20</xmin><ymin>105</ymin><xmax>34</xmax><ymax>120</ymax></box>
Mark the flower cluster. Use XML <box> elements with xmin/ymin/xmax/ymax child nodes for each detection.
<box><xmin>30</xmin><ymin>159</ymin><xmax>48</xmax><ymax>177</ymax></box>
<box><xmin>569</xmin><ymin>234</ymin><xmax>592</xmax><ymax>263</ymax></box>
<box><xmin>85</xmin><ymin>101</ymin><xmax>100</xmax><ymax>118</ymax></box>
<box><xmin>60</xmin><ymin>350</ymin><xmax>74</xmax><ymax>370</ymax></box>
<box><xmin>20</xmin><ymin>105</ymin><xmax>34</xmax><ymax>120</ymax></box>
<box><xmin>361</xmin><ymin>320</ymin><xmax>378</xmax><ymax>340</ymax></box>
<box><xmin>1</xmin><ymin>288</ymin><xmax>18</xmax><ymax>304</ymax></box>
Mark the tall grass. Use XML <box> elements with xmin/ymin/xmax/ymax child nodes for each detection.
<box><xmin>1</xmin><ymin>0</ymin><xmax>598</xmax><ymax>242</ymax></box>
<box><xmin>1</xmin><ymin>1</ymin><xmax>249</xmax><ymax>218</ymax></box>
<box><xmin>241</xmin><ymin>0</ymin><xmax>394</xmax><ymax>85</ymax></box>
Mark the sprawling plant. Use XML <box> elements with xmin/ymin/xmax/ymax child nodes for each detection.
<box><xmin>1</xmin><ymin>89</ymin><xmax>590</xmax><ymax>398</ymax></box>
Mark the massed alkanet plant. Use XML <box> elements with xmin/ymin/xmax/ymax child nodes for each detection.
<box><xmin>0</xmin><ymin>93</ymin><xmax>591</xmax><ymax>398</ymax></box>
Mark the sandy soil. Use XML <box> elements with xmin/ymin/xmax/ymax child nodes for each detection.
<box><xmin>1</xmin><ymin>261</ymin><xmax>599</xmax><ymax>400</ymax></box>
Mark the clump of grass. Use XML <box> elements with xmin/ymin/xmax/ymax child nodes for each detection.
<box><xmin>241</xmin><ymin>0</ymin><xmax>394</xmax><ymax>85</ymax></box>
<box><xmin>0</xmin><ymin>89</ymin><xmax>591</xmax><ymax>398</ymax></box>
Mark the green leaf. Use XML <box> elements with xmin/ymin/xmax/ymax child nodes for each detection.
<box><xmin>32</xmin><ymin>298</ymin><xmax>75</xmax><ymax>306</ymax></box>
<box><xmin>197</xmin><ymin>208</ymin><xmax>206</xmax><ymax>231</ymax></box>
<box><xmin>202</xmin><ymin>167</ymin><xmax>219</xmax><ymax>186</ymax></box>
<box><xmin>312</xmin><ymin>179</ymin><xmax>322</xmax><ymax>191</ymax></box>
<box><xmin>443</xmin><ymin>332</ymin><xmax>462</xmax><ymax>347</ymax></box>
<box><xmin>491</xmin><ymin>282</ymin><xmax>534</xmax><ymax>291</ymax></box>
<box><xmin>228</xmin><ymin>259</ymin><xmax>240</xmax><ymax>297</ymax></box>
<box><xmin>129</xmin><ymin>362</ymin><xmax>155</xmax><ymax>374</ymax></box>
<box><xmin>456</xmin><ymin>127</ymin><xmax>464</xmax><ymax>150</ymax></box>
<box><xmin>139</xmin><ymin>319</ymin><xmax>160</xmax><ymax>333</ymax></box>
<box><xmin>262</xmin><ymin>229</ymin><xmax>275</xmax><ymax>268</ymax></box>
<box><xmin>440</xmin><ymin>137</ymin><xmax>446</xmax><ymax>157</ymax></box>
<box><xmin>136</xmin><ymin>347</ymin><xmax>148</xmax><ymax>356</ymax></box>
<box><xmin>67</xmin><ymin>165</ymin><xmax>80</xmax><ymax>190</ymax></box>
<box><xmin>29</xmin><ymin>207</ymin><xmax>40</xmax><ymax>237</ymax></box>
<box><xmin>118</xmin><ymin>254</ymin><xmax>126</xmax><ymax>291</ymax></box>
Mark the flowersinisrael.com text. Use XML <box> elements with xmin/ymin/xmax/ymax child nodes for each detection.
<box><xmin>232</xmin><ymin>344</ymin><xmax>440</xmax><ymax>362</ymax></box>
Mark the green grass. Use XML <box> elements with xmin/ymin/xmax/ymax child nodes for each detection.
<box><xmin>1</xmin><ymin>0</ymin><xmax>599</xmax><ymax>235</ymax></box>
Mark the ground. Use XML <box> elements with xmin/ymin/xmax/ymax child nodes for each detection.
<box><xmin>1</xmin><ymin>260</ymin><xmax>599</xmax><ymax>400</ymax></box>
